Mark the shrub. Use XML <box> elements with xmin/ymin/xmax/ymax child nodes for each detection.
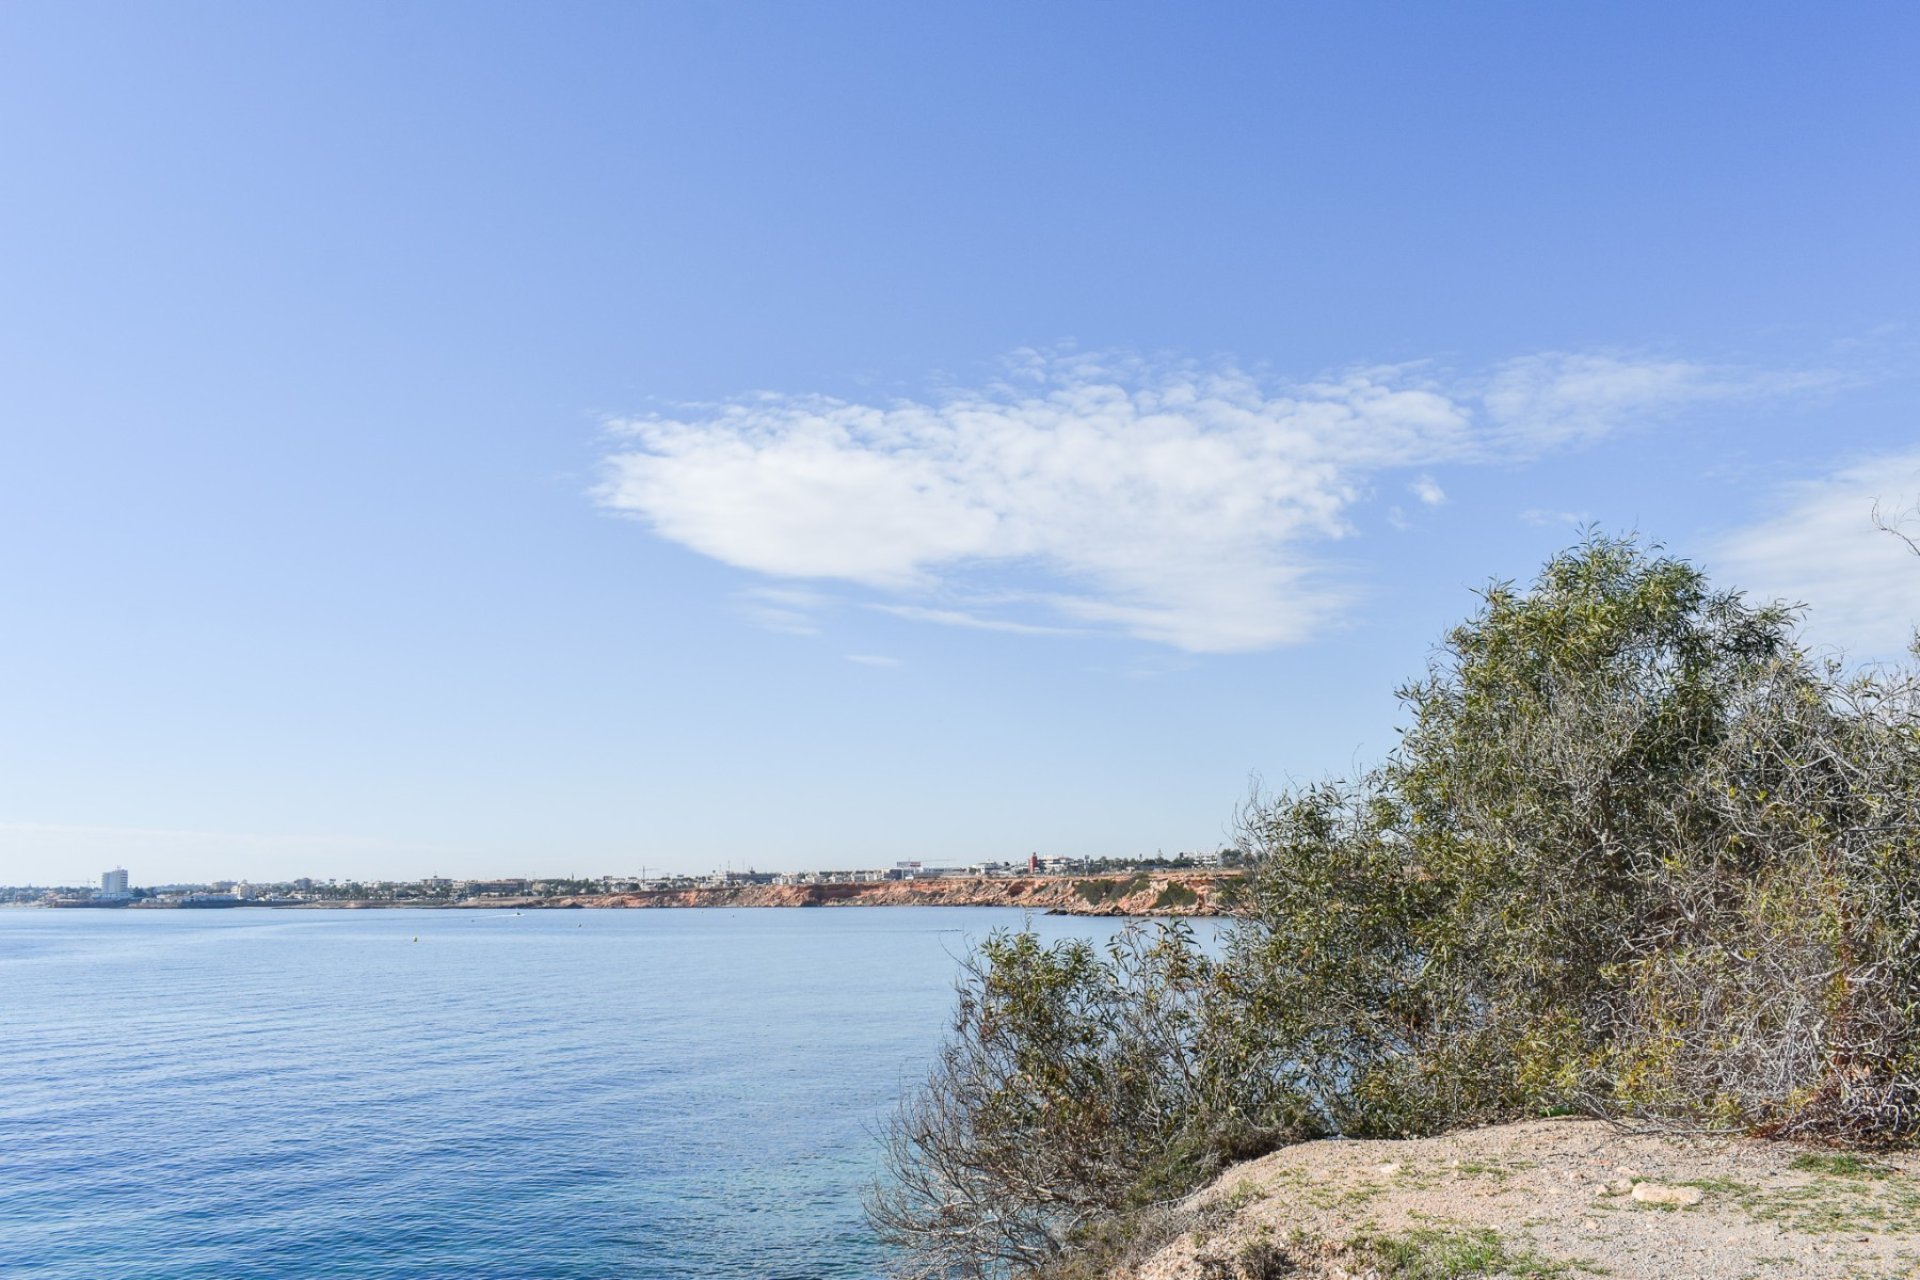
<box><xmin>866</xmin><ymin>923</ymin><xmax>1311</xmax><ymax>1278</ymax></box>
<box><xmin>1213</xmin><ymin>536</ymin><xmax>1919</xmax><ymax>1142</ymax></box>
<box><xmin>1153</xmin><ymin>882</ymin><xmax>1199</xmax><ymax>910</ymax></box>
<box><xmin>1073</xmin><ymin>878</ymin><xmax>1119</xmax><ymax>905</ymax></box>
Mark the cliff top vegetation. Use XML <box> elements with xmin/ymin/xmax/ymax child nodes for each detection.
<box><xmin>869</xmin><ymin>532</ymin><xmax>1920</xmax><ymax>1280</ymax></box>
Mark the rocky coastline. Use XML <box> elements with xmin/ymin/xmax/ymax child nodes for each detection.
<box><xmin>288</xmin><ymin>872</ymin><xmax>1239</xmax><ymax>916</ymax></box>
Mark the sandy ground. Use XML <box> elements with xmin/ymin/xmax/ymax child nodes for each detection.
<box><xmin>1124</xmin><ymin>1118</ymin><xmax>1920</xmax><ymax>1279</ymax></box>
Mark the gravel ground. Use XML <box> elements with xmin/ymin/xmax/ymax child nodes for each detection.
<box><xmin>1125</xmin><ymin>1117</ymin><xmax>1920</xmax><ymax>1280</ymax></box>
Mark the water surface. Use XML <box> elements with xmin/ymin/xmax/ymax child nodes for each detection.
<box><xmin>0</xmin><ymin>906</ymin><xmax>1148</xmax><ymax>1279</ymax></box>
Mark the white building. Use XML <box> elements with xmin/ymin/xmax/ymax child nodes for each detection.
<box><xmin>100</xmin><ymin>867</ymin><xmax>130</xmax><ymax>898</ymax></box>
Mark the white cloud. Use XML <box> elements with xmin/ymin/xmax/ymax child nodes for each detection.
<box><xmin>600</xmin><ymin>349</ymin><xmax>1818</xmax><ymax>653</ymax></box>
<box><xmin>1410</xmin><ymin>476</ymin><xmax>1446</xmax><ymax>506</ymax></box>
<box><xmin>1711</xmin><ymin>449</ymin><xmax>1920</xmax><ymax>658</ymax></box>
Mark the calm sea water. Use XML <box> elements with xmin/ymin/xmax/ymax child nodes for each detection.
<box><xmin>0</xmin><ymin>906</ymin><xmax>1148</xmax><ymax>1280</ymax></box>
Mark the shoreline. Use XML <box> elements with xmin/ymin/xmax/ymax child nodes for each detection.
<box><xmin>35</xmin><ymin>872</ymin><xmax>1241</xmax><ymax>917</ymax></box>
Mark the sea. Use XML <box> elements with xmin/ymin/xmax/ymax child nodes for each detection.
<box><xmin>0</xmin><ymin>906</ymin><xmax>1162</xmax><ymax>1280</ymax></box>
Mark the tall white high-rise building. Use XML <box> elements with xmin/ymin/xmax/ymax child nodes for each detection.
<box><xmin>101</xmin><ymin>867</ymin><xmax>130</xmax><ymax>896</ymax></box>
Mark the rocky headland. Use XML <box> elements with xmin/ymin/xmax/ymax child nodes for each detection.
<box><xmin>546</xmin><ymin>871</ymin><xmax>1236</xmax><ymax>916</ymax></box>
<box><xmin>286</xmin><ymin>871</ymin><xmax>1239</xmax><ymax>915</ymax></box>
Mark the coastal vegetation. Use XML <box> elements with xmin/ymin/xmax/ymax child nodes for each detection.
<box><xmin>1075</xmin><ymin>874</ymin><xmax>1155</xmax><ymax>906</ymax></box>
<box><xmin>869</xmin><ymin>533</ymin><xmax>1920</xmax><ymax>1279</ymax></box>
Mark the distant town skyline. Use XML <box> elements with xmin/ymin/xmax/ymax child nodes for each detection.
<box><xmin>4</xmin><ymin>3</ymin><xmax>1919</xmax><ymax>884</ymax></box>
<box><xmin>1</xmin><ymin>849</ymin><xmax>1232</xmax><ymax>909</ymax></box>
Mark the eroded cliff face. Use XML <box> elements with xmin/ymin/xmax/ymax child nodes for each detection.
<box><xmin>541</xmin><ymin>872</ymin><xmax>1238</xmax><ymax>916</ymax></box>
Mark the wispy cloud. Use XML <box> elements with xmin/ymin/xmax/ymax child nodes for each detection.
<box><xmin>736</xmin><ymin>585</ymin><xmax>831</xmax><ymax>636</ymax></box>
<box><xmin>601</xmin><ymin>348</ymin><xmax>1827</xmax><ymax>653</ymax></box>
<box><xmin>868</xmin><ymin>603</ymin><xmax>1084</xmax><ymax>637</ymax></box>
<box><xmin>1481</xmin><ymin>352</ymin><xmax>1840</xmax><ymax>452</ymax></box>
<box><xmin>844</xmin><ymin>653</ymin><xmax>903</xmax><ymax>666</ymax></box>
<box><xmin>1519</xmin><ymin>507</ymin><xmax>1592</xmax><ymax>528</ymax></box>
<box><xmin>1711</xmin><ymin>449</ymin><xmax>1920</xmax><ymax>658</ymax></box>
<box><xmin>1483</xmin><ymin>353</ymin><xmax>1724</xmax><ymax>449</ymax></box>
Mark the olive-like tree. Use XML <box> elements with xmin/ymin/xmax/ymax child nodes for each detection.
<box><xmin>1223</xmin><ymin>534</ymin><xmax>1919</xmax><ymax>1140</ymax></box>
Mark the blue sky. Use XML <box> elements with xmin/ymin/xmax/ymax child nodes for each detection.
<box><xmin>3</xmin><ymin>2</ymin><xmax>1917</xmax><ymax>884</ymax></box>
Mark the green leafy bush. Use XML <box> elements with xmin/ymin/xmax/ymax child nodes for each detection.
<box><xmin>1073</xmin><ymin>878</ymin><xmax>1119</xmax><ymax>905</ymax></box>
<box><xmin>867</xmin><ymin>923</ymin><xmax>1313</xmax><ymax>1278</ymax></box>
<box><xmin>1152</xmin><ymin>882</ymin><xmax>1199</xmax><ymax>910</ymax></box>
<box><xmin>1215</xmin><ymin>536</ymin><xmax>1919</xmax><ymax>1142</ymax></box>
